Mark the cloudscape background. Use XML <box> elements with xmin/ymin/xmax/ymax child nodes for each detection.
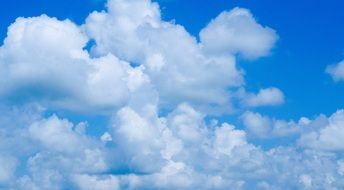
<box><xmin>0</xmin><ymin>0</ymin><xmax>344</xmax><ymax>189</ymax></box>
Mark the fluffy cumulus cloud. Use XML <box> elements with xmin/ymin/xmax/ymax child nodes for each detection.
<box><xmin>298</xmin><ymin>110</ymin><xmax>344</xmax><ymax>151</ymax></box>
<box><xmin>0</xmin><ymin>0</ymin><xmax>281</xmax><ymax>114</ymax></box>
<box><xmin>239</xmin><ymin>87</ymin><xmax>285</xmax><ymax>107</ymax></box>
<box><xmin>1</xmin><ymin>104</ymin><xmax>344</xmax><ymax>189</ymax></box>
<box><xmin>0</xmin><ymin>15</ymin><xmax>154</xmax><ymax>113</ymax></box>
<box><xmin>241</xmin><ymin>111</ymin><xmax>311</xmax><ymax>138</ymax></box>
<box><xmin>83</xmin><ymin>0</ymin><xmax>249</xmax><ymax>113</ymax></box>
<box><xmin>326</xmin><ymin>60</ymin><xmax>344</xmax><ymax>81</ymax></box>
<box><xmin>199</xmin><ymin>7</ymin><xmax>278</xmax><ymax>59</ymax></box>
<box><xmin>241</xmin><ymin>111</ymin><xmax>272</xmax><ymax>138</ymax></box>
<box><xmin>0</xmin><ymin>0</ymin><xmax>343</xmax><ymax>189</ymax></box>
<box><xmin>241</xmin><ymin>109</ymin><xmax>344</xmax><ymax>151</ymax></box>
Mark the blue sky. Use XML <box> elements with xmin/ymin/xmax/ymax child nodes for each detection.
<box><xmin>1</xmin><ymin>0</ymin><xmax>344</xmax><ymax>189</ymax></box>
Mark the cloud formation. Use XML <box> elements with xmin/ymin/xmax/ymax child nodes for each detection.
<box><xmin>239</xmin><ymin>87</ymin><xmax>285</xmax><ymax>107</ymax></box>
<box><xmin>200</xmin><ymin>7</ymin><xmax>278</xmax><ymax>59</ymax></box>
<box><xmin>0</xmin><ymin>104</ymin><xmax>344</xmax><ymax>189</ymax></box>
<box><xmin>298</xmin><ymin>110</ymin><xmax>344</xmax><ymax>151</ymax></box>
<box><xmin>84</xmin><ymin>0</ymin><xmax>249</xmax><ymax>113</ymax></box>
<box><xmin>0</xmin><ymin>15</ymin><xmax>151</xmax><ymax>113</ymax></box>
<box><xmin>0</xmin><ymin>0</ymin><xmax>343</xmax><ymax>189</ymax></box>
<box><xmin>326</xmin><ymin>60</ymin><xmax>344</xmax><ymax>81</ymax></box>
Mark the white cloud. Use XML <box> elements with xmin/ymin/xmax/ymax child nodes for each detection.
<box><xmin>0</xmin><ymin>1</ymin><xmax>280</xmax><ymax>115</ymax></box>
<box><xmin>299</xmin><ymin>174</ymin><xmax>312</xmax><ymax>189</ymax></box>
<box><xmin>104</xmin><ymin>103</ymin><xmax>263</xmax><ymax>189</ymax></box>
<box><xmin>0</xmin><ymin>155</ymin><xmax>17</xmax><ymax>185</ymax></box>
<box><xmin>0</xmin><ymin>103</ymin><xmax>343</xmax><ymax>189</ymax></box>
<box><xmin>85</xmin><ymin>0</ymin><xmax>284</xmax><ymax>113</ymax></box>
<box><xmin>84</xmin><ymin>0</ymin><xmax>161</xmax><ymax>62</ymax></box>
<box><xmin>28</xmin><ymin>115</ymin><xmax>87</xmax><ymax>154</ymax></box>
<box><xmin>200</xmin><ymin>7</ymin><xmax>278</xmax><ymax>59</ymax></box>
<box><xmin>242</xmin><ymin>109</ymin><xmax>344</xmax><ymax>150</ymax></box>
<box><xmin>241</xmin><ymin>111</ymin><xmax>315</xmax><ymax>139</ymax></box>
<box><xmin>0</xmin><ymin>15</ymin><xmax>88</xmax><ymax>95</ymax></box>
<box><xmin>298</xmin><ymin>109</ymin><xmax>344</xmax><ymax>151</ymax></box>
<box><xmin>326</xmin><ymin>60</ymin><xmax>344</xmax><ymax>81</ymax></box>
<box><xmin>240</xmin><ymin>87</ymin><xmax>285</xmax><ymax>107</ymax></box>
<box><xmin>0</xmin><ymin>15</ymin><xmax>153</xmax><ymax>113</ymax></box>
<box><xmin>72</xmin><ymin>174</ymin><xmax>120</xmax><ymax>190</ymax></box>
<box><xmin>241</xmin><ymin>111</ymin><xmax>271</xmax><ymax>138</ymax></box>
<box><xmin>338</xmin><ymin>160</ymin><xmax>344</xmax><ymax>176</ymax></box>
<box><xmin>213</xmin><ymin>123</ymin><xmax>247</xmax><ymax>155</ymax></box>
<box><xmin>100</xmin><ymin>132</ymin><xmax>112</xmax><ymax>143</ymax></box>
<box><xmin>167</xmin><ymin>103</ymin><xmax>206</xmax><ymax>143</ymax></box>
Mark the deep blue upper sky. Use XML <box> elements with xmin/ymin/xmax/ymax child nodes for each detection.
<box><xmin>1</xmin><ymin>0</ymin><xmax>344</xmax><ymax>120</ymax></box>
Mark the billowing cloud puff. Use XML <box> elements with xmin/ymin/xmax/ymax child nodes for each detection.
<box><xmin>239</xmin><ymin>87</ymin><xmax>285</xmax><ymax>107</ymax></box>
<box><xmin>298</xmin><ymin>109</ymin><xmax>344</xmax><ymax>151</ymax></box>
<box><xmin>240</xmin><ymin>111</ymin><xmax>330</xmax><ymax>139</ymax></box>
<box><xmin>84</xmin><ymin>0</ymin><xmax>161</xmax><ymax>62</ymax></box>
<box><xmin>0</xmin><ymin>15</ymin><xmax>88</xmax><ymax>101</ymax></box>
<box><xmin>241</xmin><ymin>109</ymin><xmax>344</xmax><ymax>151</ymax></box>
<box><xmin>241</xmin><ymin>111</ymin><xmax>272</xmax><ymax>138</ymax></box>
<box><xmin>83</xmin><ymin>0</ymin><xmax>281</xmax><ymax>113</ymax></box>
<box><xmin>326</xmin><ymin>60</ymin><xmax>344</xmax><ymax>81</ymax></box>
<box><xmin>0</xmin><ymin>15</ymin><xmax>153</xmax><ymax>113</ymax></box>
<box><xmin>200</xmin><ymin>7</ymin><xmax>278</xmax><ymax>59</ymax></box>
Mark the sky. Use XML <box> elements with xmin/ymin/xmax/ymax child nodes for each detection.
<box><xmin>0</xmin><ymin>0</ymin><xmax>344</xmax><ymax>189</ymax></box>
